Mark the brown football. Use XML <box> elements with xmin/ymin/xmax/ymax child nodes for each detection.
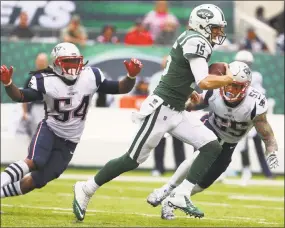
<box><xmin>209</xmin><ymin>63</ymin><xmax>226</xmax><ymax>75</ymax></box>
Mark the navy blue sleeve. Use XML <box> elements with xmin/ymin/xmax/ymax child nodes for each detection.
<box><xmin>91</xmin><ymin>67</ymin><xmax>105</xmax><ymax>88</ymax></box>
<box><xmin>97</xmin><ymin>80</ymin><xmax>120</xmax><ymax>94</ymax></box>
<box><xmin>20</xmin><ymin>88</ymin><xmax>43</xmax><ymax>102</ymax></box>
<box><xmin>204</xmin><ymin>90</ymin><xmax>213</xmax><ymax>105</ymax></box>
<box><xmin>34</xmin><ymin>73</ymin><xmax>46</xmax><ymax>94</ymax></box>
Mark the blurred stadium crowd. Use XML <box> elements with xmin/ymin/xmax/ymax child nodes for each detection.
<box><xmin>1</xmin><ymin>1</ymin><xmax>284</xmax><ymax>53</ymax></box>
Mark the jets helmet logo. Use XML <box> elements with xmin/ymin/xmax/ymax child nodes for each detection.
<box><xmin>197</xmin><ymin>9</ymin><xmax>214</xmax><ymax>22</ymax></box>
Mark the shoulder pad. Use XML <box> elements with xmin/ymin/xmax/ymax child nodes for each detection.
<box><xmin>180</xmin><ymin>35</ymin><xmax>212</xmax><ymax>59</ymax></box>
<box><xmin>28</xmin><ymin>73</ymin><xmax>46</xmax><ymax>94</ymax></box>
<box><xmin>89</xmin><ymin>66</ymin><xmax>106</xmax><ymax>88</ymax></box>
<box><xmin>248</xmin><ymin>88</ymin><xmax>268</xmax><ymax>118</ymax></box>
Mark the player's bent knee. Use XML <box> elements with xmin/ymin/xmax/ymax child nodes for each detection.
<box><xmin>31</xmin><ymin>157</ymin><xmax>49</xmax><ymax>170</ymax></box>
<box><xmin>199</xmin><ymin>140</ymin><xmax>223</xmax><ymax>155</ymax></box>
<box><xmin>122</xmin><ymin>153</ymin><xmax>140</xmax><ymax>170</ymax></box>
<box><xmin>30</xmin><ymin>172</ymin><xmax>48</xmax><ymax>189</ymax></box>
<box><xmin>31</xmin><ymin>171</ymin><xmax>61</xmax><ymax>189</ymax></box>
<box><xmin>24</xmin><ymin>158</ymin><xmax>37</xmax><ymax>170</ymax></box>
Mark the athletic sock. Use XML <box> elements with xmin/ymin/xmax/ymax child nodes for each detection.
<box><xmin>169</xmin><ymin>158</ymin><xmax>194</xmax><ymax>187</ymax></box>
<box><xmin>1</xmin><ymin>160</ymin><xmax>30</xmax><ymax>188</ymax></box>
<box><xmin>1</xmin><ymin>181</ymin><xmax>22</xmax><ymax>198</ymax></box>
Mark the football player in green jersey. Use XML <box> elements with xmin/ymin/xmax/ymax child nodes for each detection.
<box><xmin>73</xmin><ymin>4</ymin><xmax>234</xmax><ymax>221</ymax></box>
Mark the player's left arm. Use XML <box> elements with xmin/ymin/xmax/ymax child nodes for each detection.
<box><xmin>1</xmin><ymin>65</ymin><xmax>43</xmax><ymax>102</ymax></box>
<box><xmin>97</xmin><ymin>59</ymin><xmax>143</xmax><ymax>94</ymax></box>
<box><xmin>253</xmin><ymin>113</ymin><xmax>279</xmax><ymax>169</ymax></box>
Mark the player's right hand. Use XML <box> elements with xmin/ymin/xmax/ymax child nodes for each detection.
<box><xmin>0</xmin><ymin>65</ymin><xmax>13</xmax><ymax>85</ymax></box>
<box><xmin>124</xmin><ymin>58</ymin><xmax>143</xmax><ymax>77</ymax></box>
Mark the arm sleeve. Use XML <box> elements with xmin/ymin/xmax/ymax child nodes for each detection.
<box><xmin>97</xmin><ymin>80</ymin><xmax>120</xmax><ymax>94</ymax></box>
<box><xmin>20</xmin><ymin>74</ymin><xmax>45</xmax><ymax>102</ymax></box>
<box><xmin>91</xmin><ymin>67</ymin><xmax>106</xmax><ymax>88</ymax></box>
<box><xmin>91</xmin><ymin>67</ymin><xmax>120</xmax><ymax>94</ymax></box>
<box><xmin>19</xmin><ymin>88</ymin><xmax>43</xmax><ymax>102</ymax></box>
<box><xmin>202</xmin><ymin>90</ymin><xmax>214</xmax><ymax>105</ymax></box>
<box><xmin>188</xmin><ymin>57</ymin><xmax>209</xmax><ymax>85</ymax></box>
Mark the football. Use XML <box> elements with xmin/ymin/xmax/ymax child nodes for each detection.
<box><xmin>209</xmin><ymin>62</ymin><xmax>226</xmax><ymax>75</ymax></box>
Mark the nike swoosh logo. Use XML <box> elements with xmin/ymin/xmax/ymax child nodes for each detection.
<box><xmin>70</xmin><ymin>151</ymin><xmax>74</xmax><ymax>155</ymax></box>
<box><xmin>74</xmin><ymin>200</ymin><xmax>84</xmax><ymax>219</ymax></box>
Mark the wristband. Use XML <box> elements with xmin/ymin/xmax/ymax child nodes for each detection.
<box><xmin>4</xmin><ymin>79</ymin><xmax>12</xmax><ymax>87</ymax></box>
<box><xmin>127</xmin><ymin>74</ymin><xmax>136</xmax><ymax>80</ymax></box>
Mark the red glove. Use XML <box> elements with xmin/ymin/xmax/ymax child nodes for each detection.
<box><xmin>124</xmin><ymin>58</ymin><xmax>143</xmax><ymax>78</ymax></box>
<box><xmin>0</xmin><ymin>65</ymin><xmax>13</xmax><ymax>86</ymax></box>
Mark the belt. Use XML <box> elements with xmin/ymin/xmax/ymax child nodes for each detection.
<box><xmin>162</xmin><ymin>101</ymin><xmax>180</xmax><ymax>111</ymax></box>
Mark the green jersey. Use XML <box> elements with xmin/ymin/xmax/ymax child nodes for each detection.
<box><xmin>154</xmin><ymin>30</ymin><xmax>213</xmax><ymax>111</ymax></box>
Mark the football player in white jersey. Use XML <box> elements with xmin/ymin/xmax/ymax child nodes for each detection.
<box><xmin>146</xmin><ymin>61</ymin><xmax>279</xmax><ymax>220</ymax></box>
<box><xmin>235</xmin><ymin>50</ymin><xmax>273</xmax><ymax>184</ymax></box>
<box><xmin>0</xmin><ymin>42</ymin><xmax>142</xmax><ymax>200</ymax></box>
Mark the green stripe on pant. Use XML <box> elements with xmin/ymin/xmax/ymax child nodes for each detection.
<box><xmin>128</xmin><ymin>106</ymin><xmax>162</xmax><ymax>162</ymax></box>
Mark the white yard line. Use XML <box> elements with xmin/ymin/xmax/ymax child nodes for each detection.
<box><xmin>229</xmin><ymin>195</ymin><xmax>284</xmax><ymax>202</ymax></box>
<box><xmin>51</xmin><ymin>182</ymin><xmax>284</xmax><ymax>200</ymax></box>
<box><xmin>60</xmin><ymin>174</ymin><xmax>284</xmax><ymax>186</ymax></box>
<box><xmin>55</xmin><ymin>193</ymin><xmax>283</xmax><ymax>210</ymax></box>
<box><xmin>1</xmin><ymin>204</ymin><xmax>281</xmax><ymax>225</ymax></box>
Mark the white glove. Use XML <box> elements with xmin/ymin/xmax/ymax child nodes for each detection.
<box><xmin>266</xmin><ymin>152</ymin><xmax>279</xmax><ymax>169</ymax></box>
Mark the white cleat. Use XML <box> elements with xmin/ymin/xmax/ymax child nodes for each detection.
<box><xmin>161</xmin><ymin>197</ymin><xmax>175</xmax><ymax>220</ymax></box>
<box><xmin>72</xmin><ymin>181</ymin><xmax>92</xmax><ymax>221</ymax></box>
<box><xmin>162</xmin><ymin>192</ymin><xmax>204</xmax><ymax>219</ymax></box>
<box><xmin>147</xmin><ymin>185</ymin><xmax>175</xmax><ymax>207</ymax></box>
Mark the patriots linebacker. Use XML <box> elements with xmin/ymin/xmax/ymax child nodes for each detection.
<box><xmin>146</xmin><ymin>61</ymin><xmax>279</xmax><ymax>220</ymax></box>
<box><xmin>0</xmin><ymin>42</ymin><xmax>142</xmax><ymax>199</ymax></box>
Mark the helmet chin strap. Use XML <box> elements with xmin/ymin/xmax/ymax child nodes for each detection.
<box><xmin>224</xmin><ymin>91</ymin><xmax>242</xmax><ymax>102</ymax></box>
<box><xmin>64</xmin><ymin>74</ymin><xmax>78</xmax><ymax>81</ymax></box>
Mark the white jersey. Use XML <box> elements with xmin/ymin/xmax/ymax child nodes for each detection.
<box><xmin>203</xmin><ymin>86</ymin><xmax>268</xmax><ymax>144</ymax></box>
<box><xmin>29</xmin><ymin>66</ymin><xmax>105</xmax><ymax>143</ymax></box>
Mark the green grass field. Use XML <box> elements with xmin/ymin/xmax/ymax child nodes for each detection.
<box><xmin>1</xmin><ymin>169</ymin><xmax>284</xmax><ymax>227</ymax></box>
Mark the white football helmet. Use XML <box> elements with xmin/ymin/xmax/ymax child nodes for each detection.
<box><xmin>235</xmin><ymin>50</ymin><xmax>254</xmax><ymax>65</ymax></box>
<box><xmin>50</xmin><ymin>42</ymin><xmax>84</xmax><ymax>80</ymax></box>
<box><xmin>220</xmin><ymin>61</ymin><xmax>252</xmax><ymax>103</ymax></box>
<box><xmin>189</xmin><ymin>4</ymin><xmax>227</xmax><ymax>45</ymax></box>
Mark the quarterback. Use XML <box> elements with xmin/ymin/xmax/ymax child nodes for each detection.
<box><xmin>0</xmin><ymin>42</ymin><xmax>142</xmax><ymax>199</ymax></box>
<box><xmin>146</xmin><ymin>61</ymin><xmax>279</xmax><ymax>220</ymax></box>
<box><xmin>73</xmin><ymin>4</ymin><xmax>236</xmax><ymax>221</ymax></box>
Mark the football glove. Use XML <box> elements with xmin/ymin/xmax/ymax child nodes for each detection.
<box><xmin>266</xmin><ymin>152</ymin><xmax>279</xmax><ymax>169</ymax></box>
<box><xmin>0</xmin><ymin>65</ymin><xmax>13</xmax><ymax>86</ymax></box>
<box><xmin>124</xmin><ymin>58</ymin><xmax>143</xmax><ymax>78</ymax></box>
